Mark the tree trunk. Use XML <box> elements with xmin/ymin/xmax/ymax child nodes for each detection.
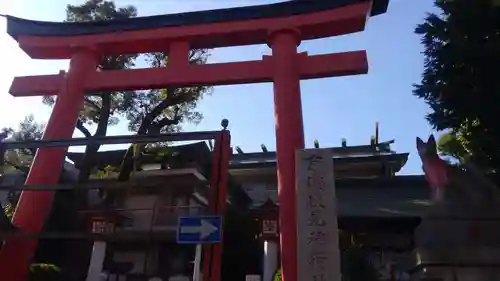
<box><xmin>116</xmin><ymin>120</ymin><xmax>149</xmax><ymax>182</ymax></box>
<box><xmin>73</xmin><ymin>96</ymin><xmax>111</xmax><ymax>207</ymax></box>
<box><xmin>72</xmin><ymin>95</ymin><xmax>111</xmax><ymax>280</ymax></box>
<box><xmin>77</xmin><ymin>96</ymin><xmax>111</xmax><ymax>183</ymax></box>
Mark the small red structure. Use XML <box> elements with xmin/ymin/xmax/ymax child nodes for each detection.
<box><xmin>255</xmin><ymin>199</ymin><xmax>280</xmax><ymax>242</ymax></box>
<box><xmin>85</xmin><ymin>209</ymin><xmax>124</xmax><ymax>235</ymax></box>
<box><xmin>2</xmin><ymin>1</ymin><xmax>389</xmax><ymax>281</ymax></box>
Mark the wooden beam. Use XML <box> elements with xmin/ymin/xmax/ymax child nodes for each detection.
<box><xmin>0</xmin><ymin>180</ymin><xmax>207</xmax><ymax>191</ymax></box>
<box><xmin>0</xmin><ymin>231</ymin><xmax>177</xmax><ymax>241</ymax></box>
<box><xmin>9</xmin><ymin>51</ymin><xmax>367</xmax><ymax>97</ymax></box>
<box><xmin>9</xmin><ymin>73</ymin><xmax>64</xmax><ymax>97</ymax></box>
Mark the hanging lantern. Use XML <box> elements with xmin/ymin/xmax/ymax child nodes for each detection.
<box><xmin>84</xmin><ymin>205</ymin><xmax>128</xmax><ymax>236</ymax></box>
<box><xmin>255</xmin><ymin>199</ymin><xmax>279</xmax><ymax>241</ymax></box>
<box><xmin>89</xmin><ymin>216</ymin><xmax>116</xmax><ymax>234</ymax></box>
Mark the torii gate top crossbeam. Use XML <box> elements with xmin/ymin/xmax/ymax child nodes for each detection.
<box><xmin>6</xmin><ymin>0</ymin><xmax>388</xmax><ymax>59</ymax></box>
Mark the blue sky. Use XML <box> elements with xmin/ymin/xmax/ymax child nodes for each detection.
<box><xmin>0</xmin><ymin>0</ymin><xmax>437</xmax><ymax>174</ymax></box>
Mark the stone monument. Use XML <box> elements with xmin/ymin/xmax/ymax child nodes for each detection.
<box><xmin>296</xmin><ymin>149</ymin><xmax>341</xmax><ymax>281</ymax></box>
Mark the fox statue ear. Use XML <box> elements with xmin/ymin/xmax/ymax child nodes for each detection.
<box><xmin>416</xmin><ymin>137</ymin><xmax>426</xmax><ymax>154</ymax></box>
<box><xmin>427</xmin><ymin>135</ymin><xmax>436</xmax><ymax>146</ymax></box>
<box><xmin>427</xmin><ymin>135</ymin><xmax>438</xmax><ymax>155</ymax></box>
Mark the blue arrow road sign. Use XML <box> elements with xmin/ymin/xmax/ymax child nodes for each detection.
<box><xmin>177</xmin><ymin>216</ymin><xmax>222</xmax><ymax>244</ymax></box>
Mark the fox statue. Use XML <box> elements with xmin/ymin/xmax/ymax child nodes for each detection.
<box><xmin>414</xmin><ymin>135</ymin><xmax>500</xmax><ymax>281</ymax></box>
<box><xmin>416</xmin><ymin>135</ymin><xmax>500</xmax><ymax>216</ymax></box>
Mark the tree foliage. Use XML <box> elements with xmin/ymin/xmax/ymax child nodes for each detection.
<box><xmin>41</xmin><ymin>0</ymin><xmax>211</xmax><ymax>182</ymax></box>
<box><xmin>1</xmin><ymin>116</ymin><xmax>45</xmax><ymax>218</ymax></box>
<box><xmin>1</xmin><ymin>115</ymin><xmax>44</xmax><ymax>174</ymax></box>
<box><xmin>125</xmin><ymin>52</ymin><xmax>210</xmax><ymax>135</ymax></box>
<box><xmin>413</xmin><ymin>0</ymin><xmax>500</xmax><ymax>173</ymax></box>
<box><xmin>437</xmin><ymin>131</ymin><xmax>468</xmax><ymax>163</ymax></box>
<box><xmin>117</xmin><ymin>51</ymin><xmax>211</xmax><ymax>181</ymax></box>
<box><xmin>41</xmin><ymin>0</ymin><xmax>139</xmax><ymax>182</ymax></box>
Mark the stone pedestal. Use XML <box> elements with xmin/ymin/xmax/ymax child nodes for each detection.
<box><xmin>412</xmin><ymin>211</ymin><xmax>500</xmax><ymax>281</ymax></box>
<box><xmin>411</xmin><ymin>262</ymin><xmax>500</xmax><ymax>281</ymax></box>
<box><xmin>263</xmin><ymin>241</ymin><xmax>279</xmax><ymax>281</ymax></box>
<box><xmin>86</xmin><ymin>241</ymin><xmax>107</xmax><ymax>281</ymax></box>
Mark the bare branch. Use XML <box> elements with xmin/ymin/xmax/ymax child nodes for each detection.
<box><xmin>137</xmin><ymin>89</ymin><xmax>188</xmax><ymax>134</ymax></box>
<box><xmin>84</xmin><ymin>97</ymin><xmax>101</xmax><ymax>111</ymax></box>
<box><xmin>76</xmin><ymin>120</ymin><xmax>92</xmax><ymax>138</ymax></box>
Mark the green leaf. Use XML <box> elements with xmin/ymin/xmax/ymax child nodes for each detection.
<box><xmin>3</xmin><ymin>204</ymin><xmax>14</xmax><ymax>219</ymax></box>
<box><xmin>160</xmin><ymin>88</ymin><xmax>168</xmax><ymax>100</ymax></box>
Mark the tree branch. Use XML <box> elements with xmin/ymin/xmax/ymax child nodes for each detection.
<box><xmin>76</xmin><ymin>120</ymin><xmax>92</xmax><ymax>138</ymax></box>
<box><xmin>84</xmin><ymin>97</ymin><xmax>101</xmax><ymax>111</ymax></box>
<box><xmin>137</xmin><ymin>88</ymin><xmax>188</xmax><ymax>134</ymax></box>
<box><xmin>148</xmin><ymin>89</ymin><xmax>181</xmax><ymax>119</ymax></box>
<box><xmin>150</xmin><ymin>116</ymin><xmax>182</xmax><ymax>133</ymax></box>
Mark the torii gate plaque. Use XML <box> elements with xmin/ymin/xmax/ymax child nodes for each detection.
<box><xmin>2</xmin><ymin>1</ymin><xmax>389</xmax><ymax>280</ymax></box>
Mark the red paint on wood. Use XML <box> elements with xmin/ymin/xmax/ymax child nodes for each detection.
<box><xmin>270</xmin><ymin>29</ymin><xmax>305</xmax><ymax>281</ymax></box>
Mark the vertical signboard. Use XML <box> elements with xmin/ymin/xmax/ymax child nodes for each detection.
<box><xmin>296</xmin><ymin>149</ymin><xmax>341</xmax><ymax>281</ymax></box>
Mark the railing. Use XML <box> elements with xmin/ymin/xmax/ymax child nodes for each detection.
<box><xmin>85</xmin><ymin>205</ymin><xmax>207</xmax><ymax>232</ymax></box>
<box><xmin>103</xmin><ymin>272</ymin><xmax>183</xmax><ymax>281</ymax></box>
<box><xmin>152</xmin><ymin>205</ymin><xmax>205</xmax><ymax>227</ymax></box>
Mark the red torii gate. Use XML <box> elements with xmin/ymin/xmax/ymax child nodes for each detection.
<box><xmin>2</xmin><ymin>1</ymin><xmax>389</xmax><ymax>281</ymax></box>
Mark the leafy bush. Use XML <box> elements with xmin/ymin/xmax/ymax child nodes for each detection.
<box><xmin>29</xmin><ymin>263</ymin><xmax>62</xmax><ymax>281</ymax></box>
<box><xmin>273</xmin><ymin>268</ymin><xmax>282</xmax><ymax>281</ymax></box>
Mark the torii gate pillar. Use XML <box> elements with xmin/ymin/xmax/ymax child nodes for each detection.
<box><xmin>0</xmin><ymin>49</ymin><xmax>98</xmax><ymax>281</ymax></box>
<box><xmin>269</xmin><ymin>29</ymin><xmax>304</xmax><ymax>281</ymax></box>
